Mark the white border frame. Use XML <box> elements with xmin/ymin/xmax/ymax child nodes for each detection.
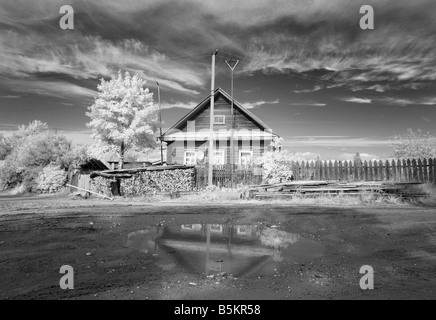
<box><xmin>183</xmin><ymin>149</ymin><xmax>197</xmax><ymax>165</ymax></box>
<box><xmin>213</xmin><ymin>150</ymin><xmax>225</xmax><ymax>165</ymax></box>
<box><xmin>213</xmin><ymin>115</ymin><xmax>225</xmax><ymax>124</ymax></box>
<box><xmin>239</xmin><ymin>150</ymin><xmax>253</xmax><ymax>166</ymax></box>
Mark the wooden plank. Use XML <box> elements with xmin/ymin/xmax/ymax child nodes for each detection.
<box><xmin>402</xmin><ymin>159</ymin><xmax>408</xmax><ymax>182</ymax></box>
<box><xmin>295</xmin><ymin>161</ymin><xmax>300</xmax><ymax>181</ymax></box>
<box><xmin>357</xmin><ymin>159</ymin><xmax>363</xmax><ymax>181</ymax></box>
<box><xmin>308</xmin><ymin>161</ymin><xmax>314</xmax><ymax>180</ymax></box>
<box><xmin>385</xmin><ymin>160</ymin><xmax>390</xmax><ymax>181</ymax></box>
<box><xmin>334</xmin><ymin>161</ymin><xmax>339</xmax><ymax>181</ymax></box>
<box><xmin>353</xmin><ymin>159</ymin><xmax>358</xmax><ymax>181</ymax></box>
<box><xmin>328</xmin><ymin>161</ymin><xmax>333</xmax><ymax>181</ymax></box>
<box><xmin>343</xmin><ymin>161</ymin><xmax>348</xmax><ymax>182</ymax></box>
<box><xmin>396</xmin><ymin>159</ymin><xmax>401</xmax><ymax>182</ymax></box>
<box><xmin>391</xmin><ymin>160</ymin><xmax>396</xmax><ymax>182</ymax></box>
<box><xmin>323</xmin><ymin>161</ymin><xmax>328</xmax><ymax>181</ymax></box>
<box><xmin>363</xmin><ymin>160</ymin><xmax>368</xmax><ymax>181</ymax></box>
<box><xmin>373</xmin><ymin>160</ymin><xmax>378</xmax><ymax>181</ymax></box>
<box><xmin>418</xmin><ymin>159</ymin><xmax>423</xmax><ymax>182</ymax></box>
<box><xmin>315</xmin><ymin>160</ymin><xmax>321</xmax><ymax>180</ymax></box>
<box><xmin>412</xmin><ymin>159</ymin><xmax>418</xmax><ymax>181</ymax></box>
<box><xmin>67</xmin><ymin>184</ymin><xmax>113</xmax><ymax>200</ymax></box>
<box><xmin>433</xmin><ymin>158</ymin><xmax>436</xmax><ymax>184</ymax></box>
<box><xmin>379</xmin><ymin>160</ymin><xmax>384</xmax><ymax>181</ymax></box>
<box><xmin>423</xmin><ymin>158</ymin><xmax>428</xmax><ymax>182</ymax></box>
<box><xmin>368</xmin><ymin>160</ymin><xmax>373</xmax><ymax>181</ymax></box>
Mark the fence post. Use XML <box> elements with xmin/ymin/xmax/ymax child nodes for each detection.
<box><xmin>323</xmin><ymin>161</ymin><xmax>328</xmax><ymax>181</ymax></box>
<box><xmin>343</xmin><ymin>161</ymin><xmax>348</xmax><ymax>182</ymax></box>
<box><xmin>373</xmin><ymin>160</ymin><xmax>379</xmax><ymax>181</ymax></box>
<box><xmin>411</xmin><ymin>159</ymin><xmax>416</xmax><ymax>181</ymax></box>
<box><xmin>417</xmin><ymin>159</ymin><xmax>423</xmax><ymax>182</ymax></box>
<box><xmin>385</xmin><ymin>160</ymin><xmax>390</xmax><ymax>181</ymax></box>
<box><xmin>391</xmin><ymin>160</ymin><xmax>396</xmax><ymax>182</ymax></box>
<box><xmin>368</xmin><ymin>160</ymin><xmax>373</xmax><ymax>181</ymax></box>
<box><xmin>378</xmin><ymin>160</ymin><xmax>384</xmax><ymax>181</ymax></box>
<box><xmin>433</xmin><ymin>158</ymin><xmax>436</xmax><ymax>184</ymax></box>
<box><xmin>315</xmin><ymin>160</ymin><xmax>321</xmax><ymax>180</ymax></box>
<box><xmin>429</xmin><ymin>158</ymin><xmax>434</xmax><ymax>183</ymax></box>
<box><xmin>423</xmin><ymin>158</ymin><xmax>428</xmax><ymax>182</ymax></box>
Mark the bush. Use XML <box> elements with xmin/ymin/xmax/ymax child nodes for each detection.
<box><xmin>0</xmin><ymin>161</ymin><xmax>22</xmax><ymax>190</ymax></box>
<box><xmin>391</xmin><ymin>129</ymin><xmax>436</xmax><ymax>159</ymax></box>
<box><xmin>11</xmin><ymin>132</ymin><xmax>72</xmax><ymax>169</ymax></box>
<box><xmin>0</xmin><ymin>162</ymin><xmax>44</xmax><ymax>192</ymax></box>
<box><xmin>257</xmin><ymin>150</ymin><xmax>305</xmax><ymax>184</ymax></box>
<box><xmin>36</xmin><ymin>165</ymin><xmax>67</xmax><ymax>193</ymax></box>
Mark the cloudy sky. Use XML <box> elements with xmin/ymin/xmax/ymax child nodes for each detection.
<box><xmin>1</xmin><ymin>0</ymin><xmax>435</xmax><ymax>160</ymax></box>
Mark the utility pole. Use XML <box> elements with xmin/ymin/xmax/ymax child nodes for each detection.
<box><xmin>208</xmin><ymin>49</ymin><xmax>218</xmax><ymax>186</ymax></box>
<box><xmin>225</xmin><ymin>59</ymin><xmax>239</xmax><ymax>188</ymax></box>
<box><xmin>155</xmin><ymin>80</ymin><xmax>164</xmax><ymax>165</ymax></box>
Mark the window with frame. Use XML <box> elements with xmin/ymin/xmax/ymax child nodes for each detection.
<box><xmin>239</xmin><ymin>150</ymin><xmax>253</xmax><ymax>166</ymax></box>
<box><xmin>213</xmin><ymin>115</ymin><xmax>225</xmax><ymax>124</ymax></box>
<box><xmin>184</xmin><ymin>150</ymin><xmax>197</xmax><ymax>165</ymax></box>
<box><xmin>213</xmin><ymin>150</ymin><xmax>225</xmax><ymax>165</ymax></box>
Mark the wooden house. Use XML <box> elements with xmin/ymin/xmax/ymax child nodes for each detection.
<box><xmin>161</xmin><ymin>88</ymin><xmax>278</xmax><ymax>166</ymax></box>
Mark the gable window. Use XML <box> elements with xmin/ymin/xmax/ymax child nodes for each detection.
<box><xmin>213</xmin><ymin>115</ymin><xmax>225</xmax><ymax>124</ymax></box>
<box><xmin>184</xmin><ymin>150</ymin><xmax>197</xmax><ymax>165</ymax></box>
<box><xmin>239</xmin><ymin>150</ymin><xmax>253</xmax><ymax>166</ymax></box>
<box><xmin>213</xmin><ymin>150</ymin><xmax>225</xmax><ymax>165</ymax></box>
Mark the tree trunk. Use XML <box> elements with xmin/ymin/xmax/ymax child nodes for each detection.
<box><xmin>119</xmin><ymin>141</ymin><xmax>125</xmax><ymax>170</ymax></box>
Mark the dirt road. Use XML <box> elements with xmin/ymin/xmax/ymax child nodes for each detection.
<box><xmin>0</xmin><ymin>195</ymin><xmax>435</xmax><ymax>300</ymax></box>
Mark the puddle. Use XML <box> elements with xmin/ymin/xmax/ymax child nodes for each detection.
<box><xmin>127</xmin><ymin>224</ymin><xmax>324</xmax><ymax>277</ymax></box>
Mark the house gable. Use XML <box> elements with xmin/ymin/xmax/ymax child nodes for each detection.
<box><xmin>162</xmin><ymin>88</ymin><xmax>277</xmax><ymax>140</ymax></box>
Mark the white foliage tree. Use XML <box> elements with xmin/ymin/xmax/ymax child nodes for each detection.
<box><xmin>86</xmin><ymin>71</ymin><xmax>159</xmax><ymax>169</ymax></box>
<box><xmin>256</xmin><ymin>137</ymin><xmax>306</xmax><ymax>184</ymax></box>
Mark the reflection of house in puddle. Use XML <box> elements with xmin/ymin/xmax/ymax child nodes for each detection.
<box><xmin>127</xmin><ymin>224</ymin><xmax>323</xmax><ymax>277</ymax></box>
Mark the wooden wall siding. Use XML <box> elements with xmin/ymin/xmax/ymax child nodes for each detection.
<box><xmin>166</xmin><ymin>139</ymin><xmax>271</xmax><ymax>165</ymax></box>
<box><xmin>68</xmin><ymin>172</ymin><xmax>91</xmax><ymax>196</ymax></box>
<box><xmin>178</xmin><ymin>98</ymin><xmax>264</xmax><ymax>133</ymax></box>
<box><xmin>194</xmin><ymin>158</ymin><xmax>436</xmax><ymax>188</ymax></box>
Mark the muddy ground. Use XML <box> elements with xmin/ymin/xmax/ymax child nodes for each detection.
<box><xmin>0</xmin><ymin>194</ymin><xmax>435</xmax><ymax>300</ymax></box>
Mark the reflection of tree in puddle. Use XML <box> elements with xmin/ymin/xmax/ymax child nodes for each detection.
<box><xmin>260</xmin><ymin>228</ymin><xmax>300</xmax><ymax>261</ymax></box>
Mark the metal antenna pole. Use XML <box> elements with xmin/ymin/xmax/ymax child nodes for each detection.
<box><xmin>155</xmin><ymin>80</ymin><xmax>164</xmax><ymax>165</ymax></box>
<box><xmin>225</xmin><ymin>59</ymin><xmax>239</xmax><ymax>189</ymax></box>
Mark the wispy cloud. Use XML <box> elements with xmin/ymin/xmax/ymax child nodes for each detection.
<box><xmin>283</xmin><ymin>137</ymin><xmax>393</xmax><ymax>148</ymax></box>
<box><xmin>293</xmin><ymin>85</ymin><xmax>323</xmax><ymax>94</ymax></box>
<box><xmin>161</xmin><ymin>101</ymin><xmax>198</xmax><ymax>110</ymax></box>
<box><xmin>6</xmin><ymin>80</ymin><xmax>97</xmax><ymax>99</ymax></box>
<box><xmin>342</xmin><ymin>97</ymin><xmax>372</xmax><ymax>104</ymax></box>
<box><xmin>243</xmin><ymin>98</ymin><xmax>279</xmax><ymax>109</ymax></box>
<box><xmin>380</xmin><ymin>97</ymin><xmax>436</xmax><ymax>106</ymax></box>
<box><xmin>1</xmin><ymin>95</ymin><xmax>20</xmax><ymax>99</ymax></box>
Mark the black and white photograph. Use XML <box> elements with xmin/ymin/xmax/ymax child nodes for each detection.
<box><xmin>0</xmin><ymin>0</ymin><xmax>435</xmax><ymax>305</ymax></box>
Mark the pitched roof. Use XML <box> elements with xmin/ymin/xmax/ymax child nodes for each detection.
<box><xmin>162</xmin><ymin>87</ymin><xmax>277</xmax><ymax>137</ymax></box>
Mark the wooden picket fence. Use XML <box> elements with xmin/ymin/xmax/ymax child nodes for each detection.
<box><xmin>290</xmin><ymin>158</ymin><xmax>436</xmax><ymax>183</ymax></box>
<box><xmin>195</xmin><ymin>165</ymin><xmax>263</xmax><ymax>189</ymax></box>
<box><xmin>195</xmin><ymin>158</ymin><xmax>436</xmax><ymax>188</ymax></box>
